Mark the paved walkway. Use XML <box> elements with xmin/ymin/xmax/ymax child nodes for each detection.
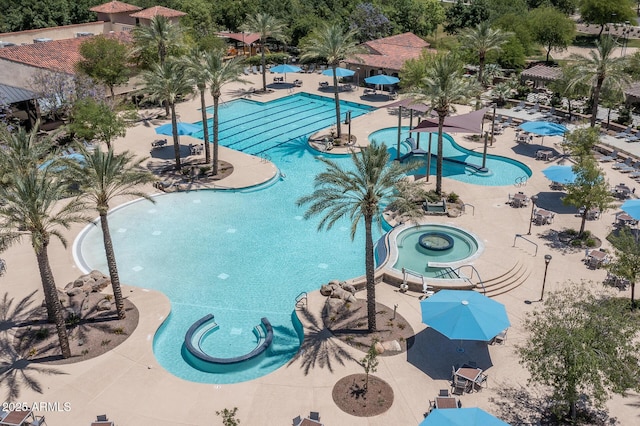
<box><xmin>1</xmin><ymin>70</ymin><xmax>638</xmax><ymax>425</ymax></box>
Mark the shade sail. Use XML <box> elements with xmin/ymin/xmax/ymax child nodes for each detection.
<box><xmin>420</xmin><ymin>290</ymin><xmax>510</xmax><ymax>342</ymax></box>
<box><xmin>155</xmin><ymin>122</ymin><xmax>201</xmax><ymax>136</ymax></box>
<box><xmin>410</xmin><ymin>108</ymin><xmax>488</xmax><ymax>134</ymax></box>
<box><xmin>384</xmin><ymin>97</ymin><xmax>431</xmax><ymax>113</ymax></box>
<box><xmin>321</xmin><ymin>67</ymin><xmax>355</xmax><ymax>77</ymax></box>
<box><xmin>542</xmin><ymin>165</ymin><xmax>576</xmax><ymax>184</ymax></box>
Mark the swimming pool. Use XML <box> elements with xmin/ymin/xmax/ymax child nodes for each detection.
<box><xmin>370</xmin><ymin>127</ymin><xmax>531</xmax><ymax>186</ymax></box>
<box><xmin>76</xmin><ymin>94</ymin><xmax>378</xmax><ymax>384</ymax></box>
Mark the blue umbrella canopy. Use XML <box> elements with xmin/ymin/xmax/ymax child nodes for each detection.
<box><xmin>419</xmin><ymin>408</ymin><xmax>510</xmax><ymax>426</ymax></box>
<box><xmin>365</xmin><ymin>74</ymin><xmax>400</xmax><ymax>85</ymax></box>
<box><xmin>519</xmin><ymin>121</ymin><xmax>568</xmax><ymax>136</ymax></box>
<box><xmin>621</xmin><ymin>199</ymin><xmax>640</xmax><ymax>220</ymax></box>
<box><xmin>542</xmin><ymin>165</ymin><xmax>576</xmax><ymax>184</ymax></box>
<box><xmin>155</xmin><ymin>122</ymin><xmax>201</xmax><ymax>136</ymax></box>
<box><xmin>420</xmin><ymin>290</ymin><xmax>510</xmax><ymax>341</ymax></box>
<box><xmin>269</xmin><ymin>64</ymin><xmax>302</xmax><ymax>74</ymax></box>
<box><xmin>321</xmin><ymin>67</ymin><xmax>355</xmax><ymax>77</ymax></box>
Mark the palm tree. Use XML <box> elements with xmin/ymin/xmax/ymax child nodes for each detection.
<box><xmin>203</xmin><ymin>49</ymin><xmax>248</xmax><ymax>175</ymax></box>
<box><xmin>297</xmin><ymin>143</ymin><xmax>422</xmax><ymax>332</ymax></box>
<box><xmin>569</xmin><ymin>35</ymin><xmax>631</xmax><ymax>127</ymax></box>
<box><xmin>74</xmin><ymin>146</ymin><xmax>156</xmax><ymax>319</ymax></box>
<box><xmin>548</xmin><ymin>64</ymin><xmax>590</xmax><ymax>122</ymax></box>
<box><xmin>0</xmin><ymin>168</ymin><xmax>87</xmax><ymax>359</ymax></box>
<box><xmin>0</xmin><ymin>124</ymin><xmax>53</xmax><ymax>183</ymax></box>
<box><xmin>184</xmin><ymin>48</ymin><xmax>213</xmax><ymax>164</ymax></box>
<box><xmin>141</xmin><ymin>60</ymin><xmax>194</xmax><ymax>170</ymax></box>
<box><xmin>417</xmin><ymin>54</ymin><xmax>478</xmax><ymax>195</ymax></box>
<box><xmin>459</xmin><ymin>22</ymin><xmax>511</xmax><ymax>86</ymax></box>
<box><xmin>301</xmin><ymin>23</ymin><xmax>364</xmax><ymax>138</ymax></box>
<box><xmin>243</xmin><ymin>13</ymin><xmax>287</xmax><ymax>92</ymax></box>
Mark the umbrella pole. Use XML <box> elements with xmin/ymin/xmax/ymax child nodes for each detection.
<box><xmin>396</xmin><ymin>106</ymin><xmax>402</xmax><ymax>161</ymax></box>
<box><xmin>409</xmin><ymin>109</ymin><xmax>414</xmax><ymax>129</ymax></box>
<box><xmin>426</xmin><ymin>132</ymin><xmax>432</xmax><ymax>183</ymax></box>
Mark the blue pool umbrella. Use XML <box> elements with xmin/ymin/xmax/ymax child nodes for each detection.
<box><xmin>419</xmin><ymin>408</ymin><xmax>510</xmax><ymax>426</ymax></box>
<box><xmin>155</xmin><ymin>122</ymin><xmax>201</xmax><ymax>136</ymax></box>
<box><xmin>519</xmin><ymin>121</ymin><xmax>568</xmax><ymax>136</ymax></box>
<box><xmin>621</xmin><ymin>199</ymin><xmax>640</xmax><ymax>220</ymax></box>
<box><xmin>269</xmin><ymin>64</ymin><xmax>302</xmax><ymax>74</ymax></box>
<box><xmin>542</xmin><ymin>165</ymin><xmax>576</xmax><ymax>184</ymax></box>
<box><xmin>39</xmin><ymin>152</ymin><xmax>85</xmax><ymax>170</ymax></box>
<box><xmin>364</xmin><ymin>74</ymin><xmax>400</xmax><ymax>86</ymax></box>
<box><xmin>321</xmin><ymin>67</ymin><xmax>355</xmax><ymax>77</ymax></box>
<box><xmin>420</xmin><ymin>290</ymin><xmax>510</xmax><ymax>342</ymax></box>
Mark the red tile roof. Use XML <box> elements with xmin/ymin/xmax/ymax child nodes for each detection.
<box><xmin>89</xmin><ymin>1</ymin><xmax>142</xmax><ymax>14</ymax></box>
<box><xmin>129</xmin><ymin>6</ymin><xmax>187</xmax><ymax>19</ymax></box>
<box><xmin>345</xmin><ymin>33</ymin><xmax>434</xmax><ymax>72</ymax></box>
<box><xmin>0</xmin><ymin>32</ymin><xmax>131</xmax><ymax>75</ymax></box>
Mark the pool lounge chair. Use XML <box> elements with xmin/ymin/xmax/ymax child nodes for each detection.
<box><xmin>251</xmin><ymin>65</ymin><xmax>258</xmax><ymax>74</ymax></box>
<box><xmin>626</xmin><ymin>131</ymin><xmax>640</xmax><ymax>142</ymax></box>
<box><xmin>243</xmin><ymin>67</ymin><xmax>250</xmax><ymax>75</ymax></box>
<box><xmin>599</xmin><ymin>150</ymin><xmax>618</xmax><ymax>162</ymax></box>
<box><xmin>615</xmin><ymin>126</ymin><xmax>632</xmax><ymax>138</ymax></box>
<box><xmin>612</xmin><ymin>158</ymin><xmax>633</xmax><ymax>170</ymax></box>
<box><xmin>513</xmin><ymin>101</ymin><xmax>525</xmax><ymax>112</ymax></box>
<box><xmin>526</xmin><ymin>103</ymin><xmax>540</xmax><ymax>115</ymax></box>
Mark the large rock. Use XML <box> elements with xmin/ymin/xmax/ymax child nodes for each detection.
<box><xmin>319</xmin><ymin>284</ymin><xmax>333</xmax><ymax>296</ymax></box>
<box><xmin>374</xmin><ymin>341</ymin><xmax>385</xmax><ymax>354</ymax></box>
<box><xmin>91</xmin><ymin>277</ymin><xmax>110</xmax><ymax>293</ymax></box>
<box><xmin>66</xmin><ymin>287</ymin><xmax>83</xmax><ymax>297</ymax></box>
<box><xmin>96</xmin><ymin>299</ymin><xmax>112</xmax><ymax>312</ymax></box>
<box><xmin>340</xmin><ymin>282</ymin><xmax>356</xmax><ymax>294</ymax></box>
<box><xmin>382</xmin><ymin>340</ymin><xmax>402</xmax><ymax>353</ymax></box>
<box><xmin>90</xmin><ymin>270</ymin><xmax>105</xmax><ymax>280</ymax></box>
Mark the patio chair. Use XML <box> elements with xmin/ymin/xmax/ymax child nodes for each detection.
<box><xmin>626</xmin><ymin>131</ymin><xmax>640</xmax><ymax>143</ymax></box>
<box><xmin>307</xmin><ymin>64</ymin><xmax>316</xmax><ymax>73</ymax></box>
<box><xmin>292</xmin><ymin>415</ymin><xmax>302</xmax><ymax>426</ymax></box>
<box><xmin>598</xmin><ymin>150</ymin><xmax>618</xmax><ymax>162</ymax></box>
<box><xmin>31</xmin><ymin>415</ymin><xmax>47</xmax><ymax>426</ymax></box>
<box><xmin>491</xmin><ymin>328</ymin><xmax>508</xmax><ymax>345</ymax></box>
<box><xmin>503</xmin><ymin>116</ymin><xmax>513</xmax><ymax>127</ymax></box>
<box><xmin>513</xmin><ymin>101</ymin><xmax>525</xmax><ymax>112</ymax></box>
<box><xmin>310</xmin><ymin>411</ymin><xmax>320</xmax><ymax>421</ymax></box>
<box><xmin>251</xmin><ymin>65</ymin><xmax>258</xmax><ymax>74</ymax></box>
<box><xmin>0</xmin><ymin>409</ymin><xmax>8</xmax><ymax>420</ymax></box>
<box><xmin>97</xmin><ymin>415</ymin><xmax>108</xmax><ymax>421</ymax></box>
<box><xmin>474</xmin><ymin>373</ymin><xmax>488</xmax><ymax>391</ymax></box>
<box><xmin>452</xmin><ymin>375</ymin><xmax>471</xmax><ymax>395</ymax></box>
<box><xmin>526</xmin><ymin>103</ymin><xmax>540</xmax><ymax>115</ymax></box>
<box><xmin>439</xmin><ymin>389</ymin><xmax>450</xmax><ymax>397</ymax></box>
<box><xmin>615</xmin><ymin>126</ymin><xmax>632</xmax><ymax>138</ymax></box>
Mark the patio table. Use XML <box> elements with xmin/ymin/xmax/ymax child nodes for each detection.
<box><xmin>534</xmin><ymin>209</ymin><xmax>554</xmax><ymax>224</ymax></box>
<box><xmin>0</xmin><ymin>410</ymin><xmax>34</xmax><ymax>426</ymax></box>
<box><xmin>455</xmin><ymin>366</ymin><xmax>482</xmax><ymax>383</ymax></box>
<box><xmin>299</xmin><ymin>418</ymin><xmax>323</xmax><ymax>426</ymax></box>
<box><xmin>616</xmin><ymin>213</ymin><xmax>637</xmax><ymax>226</ymax></box>
<box><xmin>511</xmin><ymin>193</ymin><xmax>528</xmax><ymax>208</ymax></box>
<box><xmin>435</xmin><ymin>397</ymin><xmax>458</xmax><ymax>409</ymax></box>
<box><xmin>536</xmin><ymin>150</ymin><xmax>553</xmax><ymax>160</ymax></box>
<box><xmin>90</xmin><ymin>422</ymin><xmax>115</xmax><ymax>426</ymax></box>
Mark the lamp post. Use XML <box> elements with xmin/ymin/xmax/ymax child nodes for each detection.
<box><xmin>539</xmin><ymin>254</ymin><xmax>552</xmax><ymax>302</ymax></box>
<box><xmin>527</xmin><ymin>195</ymin><xmax>538</xmax><ymax>235</ymax></box>
<box><xmin>345</xmin><ymin>111</ymin><xmax>352</xmax><ymax>145</ymax></box>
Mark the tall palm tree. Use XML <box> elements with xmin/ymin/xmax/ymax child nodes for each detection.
<box><xmin>0</xmin><ymin>168</ymin><xmax>87</xmax><ymax>359</ymax></box>
<box><xmin>0</xmin><ymin>124</ymin><xmax>53</xmax><ymax>183</ymax></box>
<box><xmin>548</xmin><ymin>64</ymin><xmax>590</xmax><ymax>122</ymax></box>
<box><xmin>301</xmin><ymin>24</ymin><xmax>364</xmax><ymax>138</ymax></box>
<box><xmin>417</xmin><ymin>54</ymin><xmax>478</xmax><ymax>195</ymax></box>
<box><xmin>459</xmin><ymin>22</ymin><xmax>511</xmax><ymax>86</ymax></box>
<box><xmin>184</xmin><ymin>48</ymin><xmax>213</xmax><ymax>164</ymax></box>
<box><xmin>243</xmin><ymin>13</ymin><xmax>287</xmax><ymax>92</ymax></box>
<box><xmin>297</xmin><ymin>143</ymin><xmax>422</xmax><ymax>332</ymax></box>
<box><xmin>569</xmin><ymin>35</ymin><xmax>630</xmax><ymax>127</ymax></box>
<box><xmin>74</xmin><ymin>146</ymin><xmax>156</xmax><ymax>319</ymax></box>
<box><xmin>203</xmin><ymin>49</ymin><xmax>248</xmax><ymax>175</ymax></box>
<box><xmin>141</xmin><ymin>60</ymin><xmax>194</xmax><ymax>170</ymax></box>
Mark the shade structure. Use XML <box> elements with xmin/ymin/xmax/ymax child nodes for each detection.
<box><xmin>365</xmin><ymin>74</ymin><xmax>400</xmax><ymax>86</ymax></box>
<box><xmin>269</xmin><ymin>64</ymin><xmax>302</xmax><ymax>74</ymax></box>
<box><xmin>419</xmin><ymin>408</ymin><xmax>510</xmax><ymax>426</ymax></box>
<box><xmin>420</xmin><ymin>290</ymin><xmax>510</xmax><ymax>342</ymax></box>
<box><xmin>385</xmin><ymin>97</ymin><xmax>431</xmax><ymax>113</ymax></box>
<box><xmin>155</xmin><ymin>122</ymin><xmax>201</xmax><ymax>136</ymax></box>
<box><xmin>411</xmin><ymin>108</ymin><xmax>488</xmax><ymax>134</ymax></box>
<box><xmin>321</xmin><ymin>67</ymin><xmax>355</xmax><ymax>77</ymax></box>
<box><xmin>542</xmin><ymin>165</ymin><xmax>576</xmax><ymax>184</ymax></box>
<box><xmin>519</xmin><ymin>121</ymin><xmax>568</xmax><ymax>136</ymax></box>
<box><xmin>621</xmin><ymin>199</ymin><xmax>640</xmax><ymax>220</ymax></box>
<box><xmin>39</xmin><ymin>152</ymin><xmax>85</xmax><ymax>170</ymax></box>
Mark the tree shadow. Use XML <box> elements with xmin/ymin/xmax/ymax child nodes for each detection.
<box><xmin>286</xmin><ymin>307</ymin><xmax>356</xmax><ymax>376</ymax></box>
<box><xmin>0</xmin><ymin>291</ymin><xmax>40</xmax><ymax>331</ymax></box>
<box><xmin>538</xmin><ymin>228</ymin><xmax>583</xmax><ymax>255</ymax></box>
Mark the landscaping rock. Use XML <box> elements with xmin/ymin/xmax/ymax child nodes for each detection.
<box><xmin>66</xmin><ymin>287</ymin><xmax>83</xmax><ymax>297</ymax></box>
<box><xmin>374</xmin><ymin>341</ymin><xmax>385</xmax><ymax>354</ymax></box>
<box><xmin>96</xmin><ymin>299</ymin><xmax>112</xmax><ymax>311</ymax></box>
<box><xmin>382</xmin><ymin>340</ymin><xmax>402</xmax><ymax>353</ymax></box>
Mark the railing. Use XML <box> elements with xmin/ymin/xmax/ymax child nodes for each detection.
<box><xmin>461</xmin><ymin>203</ymin><xmax>475</xmax><ymax>216</ymax></box>
<box><xmin>402</xmin><ymin>268</ymin><xmax>429</xmax><ymax>292</ymax></box>
<box><xmin>295</xmin><ymin>292</ymin><xmax>307</xmax><ymax>308</ymax></box>
<box><xmin>453</xmin><ymin>265</ymin><xmax>486</xmax><ymax>295</ymax></box>
<box><xmin>514</xmin><ymin>176</ymin><xmax>528</xmax><ymax>187</ymax></box>
<box><xmin>513</xmin><ymin>234</ymin><xmax>538</xmax><ymax>256</ymax></box>
<box><xmin>432</xmin><ymin>267</ymin><xmax>460</xmax><ymax>280</ymax></box>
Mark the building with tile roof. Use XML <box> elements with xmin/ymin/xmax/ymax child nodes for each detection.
<box><xmin>90</xmin><ymin>1</ymin><xmax>142</xmax><ymax>29</ymax></box>
<box><xmin>130</xmin><ymin>6</ymin><xmax>187</xmax><ymax>25</ymax></box>
<box><xmin>344</xmin><ymin>32</ymin><xmax>435</xmax><ymax>84</ymax></box>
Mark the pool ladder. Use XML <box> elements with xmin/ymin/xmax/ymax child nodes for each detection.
<box><xmin>295</xmin><ymin>292</ymin><xmax>307</xmax><ymax>308</ymax></box>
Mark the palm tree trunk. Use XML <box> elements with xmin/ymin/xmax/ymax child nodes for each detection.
<box><xmin>631</xmin><ymin>282</ymin><xmax>636</xmax><ymax>309</ymax></box>
<box><xmin>332</xmin><ymin>66</ymin><xmax>342</xmax><ymax>137</ymax></box>
<box><xmin>213</xmin><ymin>95</ymin><xmax>220</xmax><ymax>175</ymax></box>
<box><xmin>364</xmin><ymin>214</ymin><xmax>376</xmax><ymax>332</ymax></box>
<box><xmin>590</xmin><ymin>78</ymin><xmax>603</xmax><ymax>127</ymax></box>
<box><xmin>170</xmin><ymin>103</ymin><xmax>181</xmax><ymax>170</ymax></box>
<box><xmin>35</xmin><ymin>244</ymin><xmax>71</xmax><ymax>358</ymax></box>
<box><xmin>436</xmin><ymin>114</ymin><xmax>445</xmax><ymax>195</ymax></box>
<box><xmin>100</xmin><ymin>211</ymin><xmax>126</xmax><ymax>319</ymax></box>
<box><xmin>477</xmin><ymin>55</ymin><xmax>485</xmax><ymax>85</ymax></box>
<box><xmin>261</xmin><ymin>41</ymin><xmax>267</xmax><ymax>92</ymax></box>
<box><xmin>200</xmin><ymin>89</ymin><xmax>211</xmax><ymax>164</ymax></box>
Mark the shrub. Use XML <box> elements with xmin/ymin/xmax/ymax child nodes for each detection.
<box><xmin>447</xmin><ymin>192</ymin><xmax>460</xmax><ymax>203</ymax></box>
<box><xmin>35</xmin><ymin>328</ymin><xmax>50</xmax><ymax>340</ymax></box>
<box><xmin>112</xmin><ymin>327</ymin><xmax>125</xmax><ymax>335</ymax></box>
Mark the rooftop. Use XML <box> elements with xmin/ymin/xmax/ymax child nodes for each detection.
<box><xmin>0</xmin><ymin>83</ymin><xmax>35</xmax><ymax>103</ymax></box>
<box><xmin>345</xmin><ymin>32</ymin><xmax>434</xmax><ymax>71</ymax></box>
<box><xmin>129</xmin><ymin>6</ymin><xmax>187</xmax><ymax>19</ymax></box>
<box><xmin>89</xmin><ymin>1</ymin><xmax>142</xmax><ymax>14</ymax></box>
<box><xmin>521</xmin><ymin>64</ymin><xmax>562</xmax><ymax>82</ymax></box>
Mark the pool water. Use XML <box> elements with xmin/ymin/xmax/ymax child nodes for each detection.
<box><xmin>393</xmin><ymin>225</ymin><xmax>480</xmax><ymax>276</ymax></box>
<box><xmin>370</xmin><ymin>127</ymin><xmax>532</xmax><ymax>186</ymax></box>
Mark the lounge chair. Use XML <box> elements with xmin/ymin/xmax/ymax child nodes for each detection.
<box><xmin>251</xmin><ymin>65</ymin><xmax>258</xmax><ymax>74</ymax></box>
<box><xmin>526</xmin><ymin>103</ymin><xmax>540</xmax><ymax>115</ymax></box>
<box><xmin>319</xmin><ymin>81</ymin><xmax>329</xmax><ymax>88</ymax></box>
<box><xmin>309</xmin><ymin>412</ymin><xmax>320</xmax><ymax>421</ymax></box>
<box><xmin>612</xmin><ymin>158</ymin><xmax>633</xmax><ymax>170</ymax></box>
<box><xmin>31</xmin><ymin>415</ymin><xmax>47</xmax><ymax>426</ymax></box>
<box><xmin>243</xmin><ymin>67</ymin><xmax>250</xmax><ymax>75</ymax></box>
<box><xmin>615</xmin><ymin>126</ymin><xmax>632</xmax><ymax>138</ymax></box>
<box><xmin>599</xmin><ymin>150</ymin><xmax>618</xmax><ymax>162</ymax></box>
<box><xmin>626</xmin><ymin>131</ymin><xmax>640</xmax><ymax>142</ymax></box>
<box><xmin>491</xmin><ymin>328</ymin><xmax>508</xmax><ymax>345</ymax></box>
<box><xmin>151</xmin><ymin>139</ymin><xmax>167</xmax><ymax>149</ymax></box>
<box><xmin>513</xmin><ymin>101</ymin><xmax>525</xmax><ymax>112</ymax></box>
<box><xmin>292</xmin><ymin>415</ymin><xmax>302</xmax><ymax>426</ymax></box>
<box><xmin>503</xmin><ymin>116</ymin><xmax>513</xmax><ymax>127</ymax></box>
<box><xmin>293</xmin><ymin>79</ymin><xmax>303</xmax><ymax>87</ymax></box>
<box><xmin>389</xmin><ymin>91</ymin><xmax>398</xmax><ymax>100</ymax></box>
<box><xmin>307</xmin><ymin>64</ymin><xmax>316</xmax><ymax>73</ymax></box>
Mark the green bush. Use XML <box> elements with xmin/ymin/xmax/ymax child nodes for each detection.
<box><xmin>586</xmin><ymin>238</ymin><xmax>596</xmax><ymax>247</ymax></box>
<box><xmin>446</xmin><ymin>192</ymin><xmax>460</xmax><ymax>203</ymax></box>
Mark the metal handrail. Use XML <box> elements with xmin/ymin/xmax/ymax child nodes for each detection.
<box><xmin>295</xmin><ymin>292</ymin><xmax>307</xmax><ymax>308</ymax></box>
<box><xmin>453</xmin><ymin>265</ymin><xmax>486</xmax><ymax>295</ymax></box>
<box><xmin>513</xmin><ymin>233</ymin><xmax>538</xmax><ymax>256</ymax></box>
<box><xmin>514</xmin><ymin>176</ymin><xmax>528</xmax><ymax>187</ymax></box>
<box><xmin>461</xmin><ymin>203</ymin><xmax>475</xmax><ymax>216</ymax></box>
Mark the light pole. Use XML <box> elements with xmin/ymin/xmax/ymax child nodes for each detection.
<box><xmin>527</xmin><ymin>195</ymin><xmax>538</xmax><ymax>235</ymax></box>
<box><xmin>539</xmin><ymin>255</ymin><xmax>552</xmax><ymax>302</ymax></box>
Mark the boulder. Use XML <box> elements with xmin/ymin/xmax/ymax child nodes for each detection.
<box><xmin>319</xmin><ymin>284</ymin><xmax>333</xmax><ymax>296</ymax></box>
<box><xmin>330</xmin><ymin>288</ymin><xmax>348</xmax><ymax>299</ymax></box>
<box><xmin>96</xmin><ymin>299</ymin><xmax>112</xmax><ymax>312</ymax></box>
<box><xmin>382</xmin><ymin>340</ymin><xmax>402</xmax><ymax>352</ymax></box>
<box><xmin>90</xmin><ymin>270</ymin><xmax>105</xmax><ymax>280</ymax></box>
<box><xmin>66</xmin><ymin>287</ymin><xmax>83</xmax><ymax>297</ymax></box>
<box><xmin>374</xmin><ymin>341</ymin><xmax>385</xmax><ymax>354</ymax></box>
<box><xmin>340</xmin><ymin>283</ymin><xmax>356</xmax><ymax>294</ymax></box>
<box><xmin>328</xmin><ymin>279</ymin><xmax>340</xmax><ymax>286</ymax></box>
<box><xmin>73</xmin><ymin>278</ymin><xmax>85</xmax><ymax>288</ymax></box>
<box><xmin>91</xmin><ymin>277</ymin><xmax>110</xmax><ymax>293</ymax></box>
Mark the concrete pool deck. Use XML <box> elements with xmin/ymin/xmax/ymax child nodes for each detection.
<box><xmin>1</xmin><ymin>70</ymin><xmax>639</xmax><ymax>425</ymax></box>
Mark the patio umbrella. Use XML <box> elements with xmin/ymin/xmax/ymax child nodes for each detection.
<box><xmin>365</xmin><ymin>74</ymin><xmax>400</xmax><ymax>86</ymax></box>
<box><xmin>420</xmin><ymin>290</ymin><xmax>510</xmax><ymax>342</ymax></box>
<box><xmin>155</xmin><ymin>122</ymin><xmax>201</xmax><ymax>136</ymax></box>
<box><xmin>542</xmin><ymin>165</ymin><xmax>576</xmax><ymax>184</ymax></box>
<box><xmin>621</xmin><ymin>199</ymin><xmax>640</xmax><ymax>220</ymax></box>
<box><xmin>321</xmin><ymin>67</ymin><xmax>355</xmax><ymax>77</ymax></box>
<box><xmin>419</xmin><ymin>408</ymin><xmax>510</xmax><ymax>426</ymax></box>
<box><xmin>519</xmin><ymin>121</ymin><xmax>568</xmax><ymax>144</ymax></box>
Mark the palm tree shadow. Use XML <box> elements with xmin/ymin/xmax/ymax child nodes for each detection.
<box><xmin>0</xmin><ymin>291</ymin><xmax>40</xmax><ymax>331</ymax></box>
<box><xmin>286</xmin><ymin>307</ymin><xmax>356</xmax><ymax>376</ymax></box>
